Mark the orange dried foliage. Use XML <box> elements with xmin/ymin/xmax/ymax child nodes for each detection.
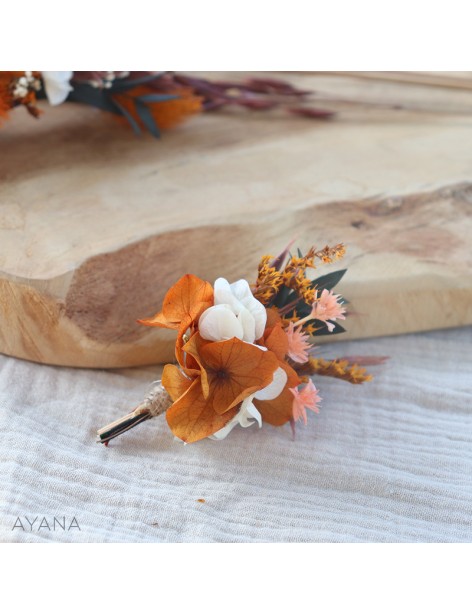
<box><xmin>252</xmin><ymin>255</ymin><xmax>284</xmax><ymax>304</ymax></box>
<box><xmin>112</xmin><ymin>85</ymin><xmax>202</xmax><ymax>131</ymax></box>
<box><xmin>0</xmin><ymin>72</ymin><xmax>17</xmax><ymax>122</ymax></box>
<box><xmin>0</xmin><ymin>98</ymin><xmax>9</xmax><ymax>122</ymax></box>
<box><xmin>0</xmin><ymin>72</ymin><xmax>41</xmax><ymax>121</ymax></box>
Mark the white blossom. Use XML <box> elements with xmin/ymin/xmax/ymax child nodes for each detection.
<box><xmin>41</xmin><ymin>71</ymin><xmax>73</xmax><ymax>106</ymax></box>
<box><xmin>199</xmin><ymin>277</ymin><xmax>267</xmax><ymax>344</ymax></box>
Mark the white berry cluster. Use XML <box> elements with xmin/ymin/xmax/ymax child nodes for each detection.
<box><xmin>11</xmin><ymin>71</ymin><xmax>41</xmax><ymax>100</ymax></box>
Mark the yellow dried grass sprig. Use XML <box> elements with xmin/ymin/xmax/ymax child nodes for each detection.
<box><xmin>296</xmin><ymin>357</ymin><xmax>372</xmax><ymax>385</ymax></box>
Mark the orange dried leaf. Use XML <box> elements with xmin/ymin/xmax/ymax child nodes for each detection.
<box><xmin>112</xmin><ymin>85</ymin><xmax>202</xmax><ymax>131</ymax></box>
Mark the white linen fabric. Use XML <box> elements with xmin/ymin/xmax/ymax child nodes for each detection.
<box><xmin>1</xmin><ymin>326</ymin><xmax>471</xmax><ymax>543</ymax></box>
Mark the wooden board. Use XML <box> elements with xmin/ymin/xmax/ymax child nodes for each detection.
<box><xmin>1</xmin><ymin>71</ymin><xmax>472</xmax><ymax>368</ymax></box>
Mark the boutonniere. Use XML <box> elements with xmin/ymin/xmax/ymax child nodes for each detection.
<box><xmin>97</xmin><ymin>243</ymin><xmax>375</xmax><ymax>446</ymax></box>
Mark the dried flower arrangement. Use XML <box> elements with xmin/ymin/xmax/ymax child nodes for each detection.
<box><xmin>97</xmin><ymin>244</ymin><xmax>380</xmax><ymax>446</ymax></box>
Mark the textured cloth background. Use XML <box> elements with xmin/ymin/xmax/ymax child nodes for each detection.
<box><xmin>1</xmin><ymin>326</ymin><xmax>471</xmax><ymax>542</ymax></box>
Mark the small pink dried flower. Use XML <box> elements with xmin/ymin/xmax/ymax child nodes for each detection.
<box><xmin>310</xmin><ymin>288</ymin><xmax>346</xmax><ymax>332</ymax></box>
<box><xmin>290</xmin><ymin>380</ymin><xmax>321</xmax><ymax>425</ymax></box>
<box><xmin>285</xmin><ymin>321</ymin><xmax>312</xmax><ymax>363</ymax></box>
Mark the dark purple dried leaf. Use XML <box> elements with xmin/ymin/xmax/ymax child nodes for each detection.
<box><xmin>288</xmin><ymin>106</ymin><xmax>336</xmax><ymax>119</ymax></box>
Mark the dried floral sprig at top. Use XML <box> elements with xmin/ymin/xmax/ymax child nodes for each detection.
<box><xmin>0</xmin><ymin>71</ymin><xmax>335</xmax><ymax>138</ymax></box>
<box><xmin>97</xmin><ymin>244</ymin><xmax>376</xmax><ymax>447</ymax></box>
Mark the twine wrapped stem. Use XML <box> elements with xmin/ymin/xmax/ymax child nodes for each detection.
<box><xmin>97</xmin><ymin>381</ymin><xmax>172</xmax><ymax>445</ymax></box>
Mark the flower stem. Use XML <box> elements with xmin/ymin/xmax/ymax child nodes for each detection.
<box><xmin>96</xmin><ymin>380</ymin><xmax>172</xmax><ymax>446</ymax></box>
<box><xmin>97</xmin><ymin>406</ymin><xmax>151</xmax><ymax>445</ymax></box>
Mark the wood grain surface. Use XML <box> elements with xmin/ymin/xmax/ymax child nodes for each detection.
<box><xmin>1</xmin><ymin>71</ymin><xmax>471</xmax><ymax>367</ymax></box>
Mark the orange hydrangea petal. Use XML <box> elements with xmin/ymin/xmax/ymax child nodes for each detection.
<box><xmin>265</xmin><ymin>306</ymin><xmax>282</xmax><ymax>329</ymax></box>
<box><xmin>263</xmin><ymin>322</ymin><xmax>289</xmax><ymax>360</ymax></box>
<box><xmin>162</xmin><ymin>274</ymin><xmax>213</xmax><ymax>324</ymax></box>
<box><xmin>139</xmin><ymin>274</ymin><xmax>213</xmax><ymax>367</ymax></box>
<box><xmin>138</xmin><ymin>274</ymin><xmax>212</xmax><ymax>330</ymax></box>
<box><xmin>166</xmin><ymin>378</ymin><xmax>239</xmax><ymax>443</ymax></box>
<box><xmin>174</xmin><ymin>323</ymin><xmax>192</xmax><ymax>369</ymax></box>
<box><xmin>200</xmin><ymin>337</ymin><xmax>279</xmax><ymax>415</ymax></box>
<box><xmin>137</xmin><ymin>311</ymin><xmax>178</xmax><ymax>329</ymax></box>
<box><xmin>254</xmin><ymin>361</ymin><xmax>301</xmax><ymax>426</ymax></box>
<box><xmin>162</xmin><ymin>364</ymin><xmax>196</xmax><ymax>402</ymax></box>
<box><xmin>255</xmin><ymin>307</ymin><xmax>281</xmax><ymax>344</ymax></box>
<box><xmin>181</xmin><ymin>347</ymin><xmax>201</xmax><ymax>372</ymax></box>
<box><xmin>182</xmin><ymin>333</ymin><xmax>212</xmax><ymax>397</ymax></box>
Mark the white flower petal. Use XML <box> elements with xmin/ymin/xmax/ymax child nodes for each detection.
<box><xmin>209</xmin><ymin>417</ymin><xmax>239</xmax><ymax>440</ymax></box>
<box><xmin>237</xmin><ymin>306</ymin><xmax>256</xmax><ymax>343</ymax></box>
<box><xmin>209</xmin><ymin>395</ymin><xmax>261</xmax><ymax>440</ymax></box>
<box><xmin>244</xmin><ymin>399</ymin><xmax>262</xmax><ymax>428</ymax></box>
<box><xmin>252</xmin><ymin>307</ymin><xmax>268</xmax><ymax>341</ymax></box>
<box><xmin>199</xmin><ymin>304</ymin><xmax>244</xmax><ymax>341</ymax></box>
<box><xmin>213</xmin><ymin>277</ymin><xmax>267</xmax><ymax>341</ymax></box>
<box><xmin>228</xmin><ymin>279</ymin><xmax>253</xmax><ymax>302</ymax></box>
<box><xmin>254</xmin><ymin>367</ymin><xmax>287</xmax><ymax>400</ymax></box>
<box><xmin>214</xmin><ymin>278</ymin><xmax>240</xmax><ymax>312</ymax></box>
<box><xmin>230</xmin><ymin>279</ymin><xmax>267</xmax><ymax>339</ymax></box>
<box><xmin>42</xmin><ymin>71</ymin><xmax>73</xmax><ymax>105</ymax></box>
